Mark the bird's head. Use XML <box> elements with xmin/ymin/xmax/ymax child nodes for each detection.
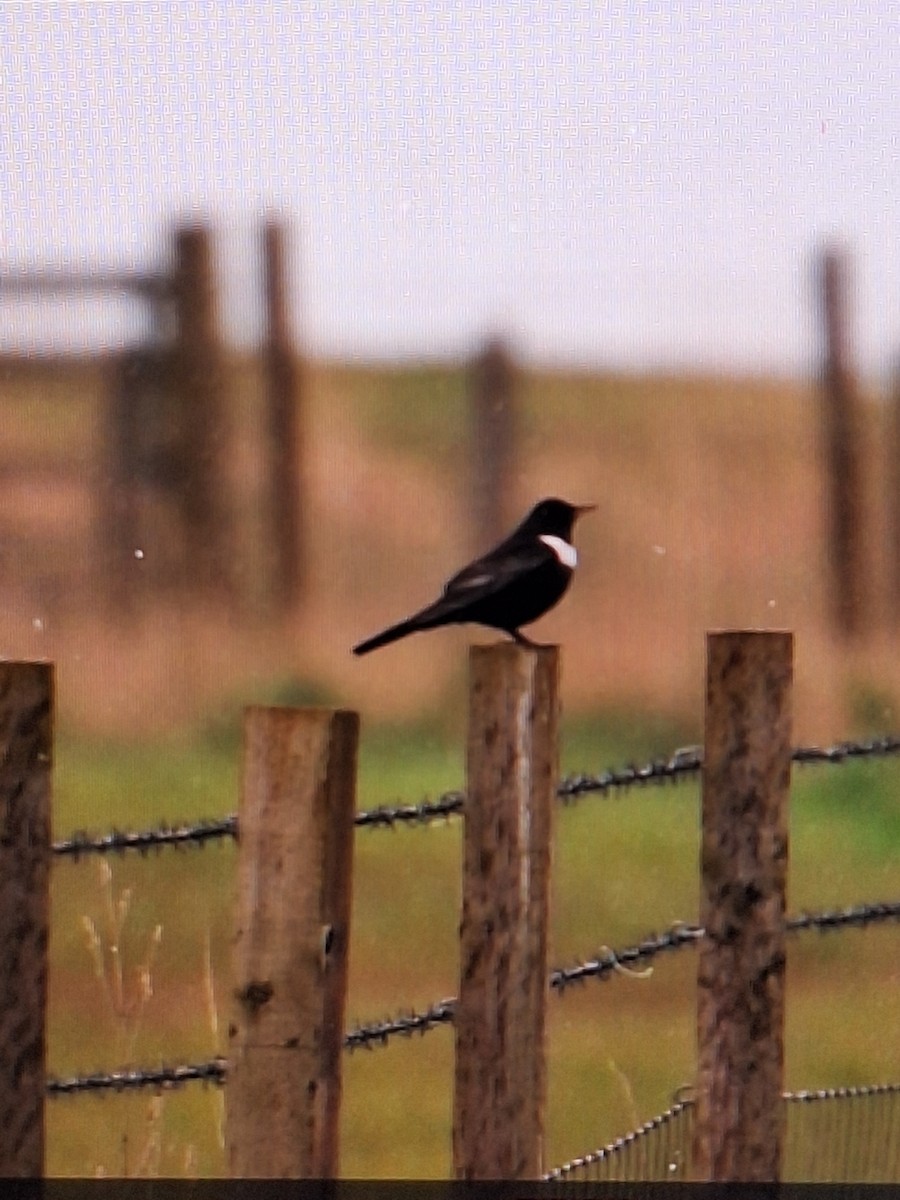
<box><xmin>519</xmin><ymin>497</ymin><xmax>596</xmax><ymax>540</ymax></box>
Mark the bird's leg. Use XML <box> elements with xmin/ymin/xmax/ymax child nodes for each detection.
<box><xmin>510</xmin><ymin>629</ymin><xmax>547</xmax><ymax>650</ymax></box>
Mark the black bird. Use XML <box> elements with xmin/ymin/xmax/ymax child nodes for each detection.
<box><xmin>353</xmin><ymin>497</ymin><xmax>594</xmax><ymax>655</ymax></box>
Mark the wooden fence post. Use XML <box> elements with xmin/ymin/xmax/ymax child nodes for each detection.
<box><xmin>693</xmin><ymin>631</ymin><xmax>792</xmax><ymax>1181</ymax></box>
<box><xmin>889</xmin><ymin>360</ymin><xmax>900</xmax><ymax>625</ymax></box>
<box><xmin>227</xmin><ymin>706</ymin><xmax>358</xmax><ymax>1178</ymax></box>
<box><xmin>468</xmin><ymin>337</ymin><xmax>517</xmax><ymax>553</ymax></box>
<box><xmin>171</xmin><ymin>222</ymin><xmax>232</xmax><ymax>597</ymax></box>
<box><xmin>101</xmin><ymin>350</ymin><xmax>143</xmax><ymax>613</ymax></box>
<box><xmin>262</xmin><ymin>217</ymin><xmax>304</xmax><ymax>612</ymax></box>
<box><xmin>819</xmin><ymin>246</ymin><xmax>865</xmax><ymax>638</ymax></box>
<box><xmin>453</xmin><ymin>643</ymin><xmax>558</xmax><ymax>1180</ymax></box>
<box><xmin>0</xmin><ymin>661</ymin><xmax>53</xmax><ymax>1178</ymax></box>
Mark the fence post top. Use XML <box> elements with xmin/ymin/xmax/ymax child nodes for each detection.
<box><xmin>242</xmin><ymin>704</ymin><xmax>359</xmax><ymax>722</ymax></box>
<box><xmin>468</xmin><ymin>641</ymin><xmax>559</xmax><ymax>659</ymax></box>
<box><xmin>706</xmin><ymin>628</ymin><xmax>793</xmax><ymax>639</ymax></box>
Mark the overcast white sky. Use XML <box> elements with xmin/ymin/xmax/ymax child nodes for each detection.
<box><xmin>2</xmin><ymin>1</ymin><xmax>899</xmax><ymax>377</ymax></box>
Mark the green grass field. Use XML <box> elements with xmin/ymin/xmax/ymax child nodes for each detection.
<box><xmin>45</xmin><ymin>716</ymin><xmax>900</xmax><ymax>1177</ymax></box>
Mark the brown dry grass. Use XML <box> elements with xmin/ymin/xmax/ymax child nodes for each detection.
<box><xmin>0</xmin><ymin>353</ymin><xmax>896</xmax><ymax>742</ymax></box>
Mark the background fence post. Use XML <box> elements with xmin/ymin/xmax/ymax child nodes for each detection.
<box><xmin>171</xmin><ymin>221</ymin><xmax>232</xmax><ymax>598</ymax></box>
<box><xmin>227</xmin><ymin>706</ymin><xmax>358</xmax><ymax>1178</ymax></box>
<box><xmin>0</xmin><ymin>661</ymin><xmax>53</xmax><ymax>1178</ymax></box>
<box><xmin>693</xmin><ymin>630</ymin><xmax>792</xmax><ymax>1181</ymax></box>
<box><xmin>468</xmin><ymin>336</ymin><xmax>517</xmax><ymax>553</ymax></box>
<box><xmin>453</xmin><ymin>643</ymin><xmax>558</xmax><ymax>1180</ymax></box>
<box><xmin>819</xmin><ymin>246</ymin><xmax>865</xmax><ymax>639</ymax></box>
<box><xmin>262</xmin><ymin>217</ymin><xmax>304</xmax><ymax>613</ymax></box>
<box><xmin>889</xmin><ymin>359</ymin><xmax>900</xmax><ymax>626</ymax></box>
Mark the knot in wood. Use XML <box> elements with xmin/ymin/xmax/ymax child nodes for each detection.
<box><xmin>237</xmin><ymin>979</ymin><xmax>274</xmax><ymax>1013</ymax></box>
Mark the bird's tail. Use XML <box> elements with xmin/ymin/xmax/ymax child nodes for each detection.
<box><xmin>352</xmin><ymin>615</ymin><xmax>425</xmax><ymax>656</ymax></box>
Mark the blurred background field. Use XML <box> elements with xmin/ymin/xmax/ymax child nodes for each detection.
<box><xmin>2</xmin><ymin>353</ymin><xmax>898</xmax><ymax>741</ymax></box>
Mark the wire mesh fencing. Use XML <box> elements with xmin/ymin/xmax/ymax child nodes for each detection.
<box><xmin>544</xmin><ymin>1084</ymin><xmax>900</xmax><ymax>1183</ymax></box>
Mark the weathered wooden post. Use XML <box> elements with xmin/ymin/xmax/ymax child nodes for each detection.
<box><xmin>171</xmin><ymin>222</ymin><xmax>232</xmax><ymax>597</ymax></box>
<box><xmin>819</xmin><ymin>247</ymin><xmax>865</xmax><ymax>638</ymax></box>
<box><xmin>453</xmin><ymin>643</ymin><xmax>558</xmax><ymax>1179</ymax></box>
<box><xmin>101</xmin><ymin>349</ymin><xmax>144</xmax><ymax>611</ymax></box>
<box><xmin>227</xmin><ymin>706</ymin><xmax>358</xmax><ymax>1178</ymax></box>
<box><xmin>889</xmin><ymin>360</ymin><xmax>900</xmax><ymax>625</ymax></box>
<box><xmin>693</xmin><ymin>630</ymin><xmax>792</xmax><ymax>1181</ymax></box>
<box><xmin>468</xmin><ymin>337</ymin><xmax>517</xmax><ymax>552</ymax></box>
<box><xmin>262</xmin><ymin>218</ymin><xmax>303</xmax><ymax>612</ymax></box>
<box><xmin>0</xmin><ymin>661</ymin><xmax>53</xmax><ymax>1177</ymax></box>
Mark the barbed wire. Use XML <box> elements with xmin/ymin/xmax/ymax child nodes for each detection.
<box><xmin>791</xmin><ymin>733</ymin><xmax>900</xmax><ymax>765</ymax></box>
<box><xmin>786</xmin><ymin>900</ymin><xmax>900</xmax><ymax>934</ymax></box>
<box><xmin>353</xmin><ymin>792</ymin><xmax>463</xmax><ymax>829</ymax></box>
<box><xmin>47</xmin><ymin>1058</ymin><xmax>227</xmax><ymax>1096</ymax></box>
<box><xmin>549</xmin><ymin>924</ymin><xmax>703</xmax><ymax>991</ymax></box>
<box><xmin>46</xmin><ymin>898</ymin><xmax>899</xmax><ymax>1095</ymax></box>
<box><xmin>550</xmin><ymin>900</ymin><xmax>900</xmax><ymax>993</ymax></box>
<box><xmin>344</xmin><ymin>997</ymin><xmax>457</xmax><ymax>1051</ymax></box>
<box><xmin>52</xmin><ymin>816</ymin><xmax>238</xmax><ymax>859</ymax></box>
<box><xmin>49</xmin><ymin>732</ymin><xmax>900</xmax><ymax>858</ymax></box>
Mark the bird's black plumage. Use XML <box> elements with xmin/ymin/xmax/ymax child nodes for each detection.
<box><xmin>353</xmin><ymin>497</ymin><xmax>594</xmax><ymax>655</ymax></box>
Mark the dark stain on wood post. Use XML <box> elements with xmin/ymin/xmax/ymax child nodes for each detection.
<box><xmin>693</xmin><ymin>630</ymin><xmax>792</xmax><ymax>1181</ymax></box>
<box><xmin>227</xmin><ymin>706</ymin><xmax>358</xmax><ymax>1178</ymax></box>
<box><xmin>0</xmin><ymin>661</ymin><xmax>53</xmax><ymax>1178</ymax></box>
<box><xmin>453</xmin><ymin>643</ymin><xmax>558</xmax><ymax>1180</ymax></box>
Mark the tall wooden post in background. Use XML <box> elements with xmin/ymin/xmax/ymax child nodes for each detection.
<box><xmin>889</xmin><ymin>360</ymin><xmax>900</xmax><ymax>625</ymax></box>
<box><xmin>102</xmin><ymin>349</ymin><xmax>145</xmax><ymax>612</ymax></box>
<box><xmin>0</xmin><ymin>662</ymin><xmax>53</xmax><ymax>1177</ymax></box>
<box><xmin>819</xmin><ymin>246</ymin><xmax>865</xmax><ymax>639</ymax></box>
<box><xmin>693</xmin><ymin>631</ymin><xmax>792</xmax><ymax>1182</ymax></box>
<box><xmin>263</xmin><ymin>218</ymin><xmax>303</xmax><ymax>611</ymax></box>
<box><xmin>99</xmin><ymin>274</ymin><xmax>175</xmax><ymax>612</ymax></box>
<box><xmin>468</xmin><ymin>337</ymin><xmax>517</xmax><ymax>552</ymax></box>
<box><xmin>453</xmin><ymin>644</ymin><xmax>558</xmax><ymax>1180</ymax></box>
<box><xmin>227</xmin><ymin>706</ymin><xmax>358</xmax><ymax>1178</ymax></box>
<box><xmin>172</xmin><ymin>223</ymin><xmax>231</xmax><ymax>597</ymax></box>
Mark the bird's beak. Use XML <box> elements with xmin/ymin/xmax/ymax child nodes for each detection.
<box><xmin>576</xmin><ymin>504</ymin><xmax>597</xmax><ymax>516</ymax></box>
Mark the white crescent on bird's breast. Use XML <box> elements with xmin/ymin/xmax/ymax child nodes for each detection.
<box><xmin>539</xmin><ymin>535</ymin><xmax>578</xmax><ymax>569</ymax></box>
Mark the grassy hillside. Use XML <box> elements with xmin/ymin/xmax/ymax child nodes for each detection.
<box><xmin>0</xmin><ymin>354</ymin><xmax>896</xmax><ymax>743</ymax></box>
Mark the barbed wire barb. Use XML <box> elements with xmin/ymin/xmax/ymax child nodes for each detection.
<box><xmin>47</xmin><ymin>1058</ymin><xmax>227</xmax><ymax>1096</ymax></box>
<box><xmin>53</xmin><ymin>816</ymin><xmax>239</xmax><ymax>859</ymax></box>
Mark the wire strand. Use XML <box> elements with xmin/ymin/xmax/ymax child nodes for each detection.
<box><xmin>46</xmin><ymin>899</ymin><xmax>900</xmax><ymax>1093</ymax></box>
<box><xmin>50</xmin><ymin>733</ymin><xmax>900</xmax><ymax>856</ymax></box>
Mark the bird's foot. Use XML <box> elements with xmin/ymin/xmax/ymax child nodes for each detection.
<box><xmin>510</xmin><ymin>630</ymin><xmax>550</xmax><ymax>650</ymax></box>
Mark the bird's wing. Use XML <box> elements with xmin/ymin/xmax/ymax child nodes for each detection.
<box><xmin>439</xmin><ymin>540</ymin><xmax>554</xmax><ymax>606</ymax></box>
